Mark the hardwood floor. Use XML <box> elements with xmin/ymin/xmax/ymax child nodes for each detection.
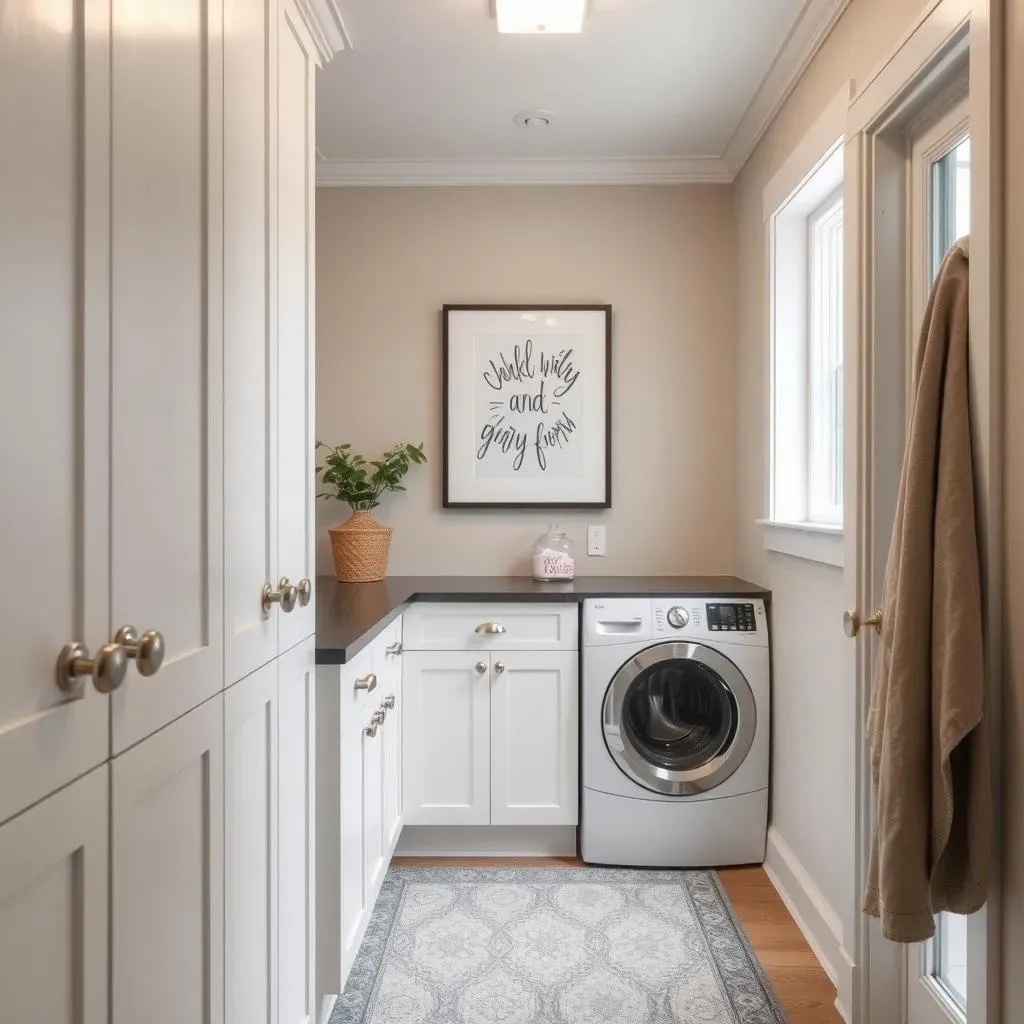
<box><xmin>392</xmin><ymin>856</ymin><xmax>843</xmax><ymax>1023</ymax></box>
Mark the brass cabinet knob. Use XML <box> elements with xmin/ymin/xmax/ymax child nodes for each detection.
<box><xmin>262</xmin><ymin>578</ymin><xmax>298</xmax><ymax>614</ymax></box>
<box><xmin>354</xmin><ymin>672</ymin><xmax>377</xmax><ymax>693</ymax></box>
<box><xmin>365</xmin><ymin>709</ymin><xmax>386</xmax><ymax>737</ymax></box>
<box><xmin>475</xmin><ymin>661</ymin><xmax>487</xmax><ymax>674</ymax></box>
<box><xmin>296</xmin><ymin>578</ymin><xmax>312</xmax><ymax>608</ymax></box>
<box><xmin>843</xmin><ymin>608</ymin><xmax>883</xmax><ymax>638</ymax></box>
<box><xmin>56</xmin><ymin>640</ymin><xmax>129</xmax><ymax>698</ymax></box>
<box><xmin>385</xmin><ymin>641</ymin><xmax>403</xmax><ymax>656</ymax></box>
<box><xmin>383</xmin><ymin>695</ymin><xmax>396</xmax><ymax>710</ymax></box>
<box><xmin>494</xmin><ymin>661</ymin><xmax>506</xmax><ymax>674</ymax></box>
<box><xmin>113</xmin><ymin>626</ymin><xmax>166</xmax><ymax>677</ymax></box>
<box><xmin>475</xmin><ymin>622</ymin><xmax>506</xmax><ymax>635</ymax></box>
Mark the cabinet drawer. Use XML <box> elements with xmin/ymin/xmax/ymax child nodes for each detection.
<box><xmin>402</xmin><ymin>603</ymin><xmax>577</xmax><ymax>652</ymax></box>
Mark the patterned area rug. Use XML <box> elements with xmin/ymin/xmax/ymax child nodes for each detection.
<box><xmin>330</xmin><ymin>867</ymin><xmax>787</xmax><ymax>1024</ymax></box>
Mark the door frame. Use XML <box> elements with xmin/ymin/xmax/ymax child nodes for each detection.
<box><xmin>842</xmin><ymin>0</ymin><xmax>1004</xmax><ymax>1021</ymax></box>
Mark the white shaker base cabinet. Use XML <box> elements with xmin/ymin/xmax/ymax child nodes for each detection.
<box><xmin>403</xmin><ymin>652</ymin><xmax>493</xmax><ymax>826</ymax></box>
<box><xmin>403</xmin><ymin>640</ymin><xmax>579</xmax><ymax>829</ymax></box>
<box><xmin>112</xmin><ymin>696</ymin><xmax>225</xmax><ymax>1024</ymax></box>
<box><xmin>490</xmin><ymin>651</ymin><xmax>579</xmax><ymax>827</ymax></box>
<box><xmin>0</xmin><ymin>767</ymin><xmax>109</xmax><ymax>1024</ymax></box>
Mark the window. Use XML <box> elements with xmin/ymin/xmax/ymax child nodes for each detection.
<box><xmin>761</xmin><ymin>109</ymin><xmax>846</xmax><ymax>567</ymax></box>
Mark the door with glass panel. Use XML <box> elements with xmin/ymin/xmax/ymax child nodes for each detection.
<box><xmin>906</xmin><ymin>96</ymin><xmax>973</xmax><ymax>1024</ymax></box>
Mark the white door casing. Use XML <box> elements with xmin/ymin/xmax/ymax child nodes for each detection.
<box><xmin>225</xmin><ymin>663</ymin><xmax>277</xmax><ymax>1024</ymax></box>
<box><xmin>109</xmin><ymin>0</ymin><xmax>225</xmax><ymax>753</ymax></box>
<box><xmin>0</xmin><ymin>0</ymin><xmax>111</xmax><ymax>826</ymax></box>
<box><xmin>403</xmin><ymin>652</ymin><xmax>491</xmax><ymax>826</ymax></box>
<box><xmin>490</xmin><ymin>651</ymin><xmax>579</xmax><ymax>827</ymax></box>
<box><xmin>112</xmin><ymin>696</ymin><xmax>225</xmax><ymax>1024</ymax></box>
<box><xmin>0</xmin><ymin>767</ymin><xmax>109</xmax><ymax>1024</ymax></box>
<box><xmin>276</xmin><ymin>0</ymin><xmax>317</xmax><ymax>654</ymax></box>
<box><xmin>225</xmin><ymin>0</ymin><xmax>278</xmax><ymax>687</ymax></box>
<box><xmin>279</xmin><ymin>638</ymin><xmax>317</xmax><ymax>1024</ymax></box>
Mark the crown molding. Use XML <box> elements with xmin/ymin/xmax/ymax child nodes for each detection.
<box><xmin>293</xmin><ymin>0</ymin><xmax>352</xmax><ymax>64</ymax></box>
<box><xmin>315</xmin><ymin>155</ymin><xmax>733</xmax><ymax>187</ymax></box>
<box><xmin>723</xmin><ymin>0</ymin><xmax>853</xmax><ymax>177</ymax></box>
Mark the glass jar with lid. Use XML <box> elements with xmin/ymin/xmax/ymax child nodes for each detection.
<box><xmin>531</xmin><ymin>524</ymin><xmax>576</xmax><ymax>581</ymax></box>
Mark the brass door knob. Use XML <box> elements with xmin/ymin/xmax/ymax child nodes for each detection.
<box><xmin>56</xmin><ymin>641</ymin><xmax>129</xmax><ymax>697</ymax></box>
<box><xmin>296</xmin><ymin>578</ymin><xmax>312</xmax><ymax>608</ymax></box>
<box><xmin>113</xmin><ymin>626</ymin><xmax>166</xmax><ymax>677</ymax></box>
<box><xmin>383</xmin><ymin>695</ymin><xmax>396</xmax><ymax>710</ymax></box>
<box><xmin>843</xmin><ymin>608</ymin><xmax>883</xmax><ymax>638</ymax></box>
<box><xmin>262</xmin><ymin>578</ymin><xmax>298</xmax><ymax>614</ymax></box>
<box><xmin>385</xmin><ymin>642</ymin><xmax>403</xmax><ymax>656</ymax></box>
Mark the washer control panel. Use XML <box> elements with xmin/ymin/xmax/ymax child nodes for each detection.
<box><xmin>706</xmin><ymin>602</ymin><xmax>757</xmax><ymax>633</ymax></box>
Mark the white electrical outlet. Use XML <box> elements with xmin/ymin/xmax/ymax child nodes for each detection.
<box><xmin>587</xmin><ymin>524</ymin><xmax>607</xmax><ymax>556</ymax></box>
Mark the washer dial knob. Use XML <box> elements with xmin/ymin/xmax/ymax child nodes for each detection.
<box><xmin>666</xmin><ymin>606</ymin><xmax>689</xmax><ymax>629</ymax></box>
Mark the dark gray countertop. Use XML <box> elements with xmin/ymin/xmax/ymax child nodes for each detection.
<box><xmin>315</xmin><ymin>575</ymin><xmax>771</xmax><ymax>665</ymax></box>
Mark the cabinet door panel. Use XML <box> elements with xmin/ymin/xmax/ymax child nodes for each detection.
<box><xmin>491</xmin><ymin>651</ymin><xmax>578</xmax><ymax>826</ymax></box>
<box><xmin>112</xmin><ymin>696</ymin><xmax>224</xmax><ymax>1024</ymax></box>
<box><xmin>110</xmin><ymin>0</ymin><xmax>224</xmax><ymax>752</ymax></box>
<box><xmin>362</xmin><ymin>714</ymin><xmax>385</xmax><ymax>902</ymax></box>
<box><xmin>276</xmin><ymin>3</ymin><xmax>316</xmax><ymax>653</ymax></box>
<box><xmin>279</xmin><ymin>639</ymin><xmax>316</xmax><ymax>1024</ymax></box>
<box><xmin>225</xmin><ymin>663</ymin><xmax>277</xmax><ymax>1024</ymax></box>
<box><xmin>225</xmin><ymin>0</ymin><xmax>276</xmax><ymax>686</ymax></box>
<box><xmin>0</xmin><ymin>767</ymin><xmax>108</xmax><ymax>1024</ymax></box>
<box><xmin>403</xmin><ymin>653</ymin><xmax>490</xmax><ymax>826</ymax></box>
<box><xmin>0</xmin><ymin>0</ymin><xmax>110</xmax><ymax>824</ymax></box>
<box><xmin>382</xmin><ymin>668</ymin><xmax>403</xmax><ymax>855</ymax></box>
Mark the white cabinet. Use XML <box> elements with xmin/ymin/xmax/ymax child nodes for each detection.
<box><xmin>403</xmin><ymin>633</ymin><xmax>579</xmax><ymax>829</ymax></box>
<box><xmin>0</xmin><ymin>767</ymin><xmax>109</xmax><ymax>1024</ymax></box>
<box><xmin>403</xmin><ymin>652</ymin><xmax>492</xmax><ymax>826</ymax></box>
<box><xmin>491</xmin><ymin>651</ymin><xmax>579</xmax><ymax>826</ymax></box>
<box><xmin>317</xmin><ymin>620</ymin><xmax>404</xmax><ymax>999</ymax></box>
<box><xmin>224</xmin><ymin>0</ymin><xmax>318</xmax><ymax>686</ymax></box>
<box><xmin>111</xmin><ymin>696</ymin><xmax>225</xmax><ymax>1024</ymax></box>
<box><xmin>225</xmin><ymin>664</ymin><xmax>277</xmax><ymax>1024</ymax></box>
<box><xmin>278</xmin><ymin>638</ymin><xmax>317</xmax><ymax>1024</ymax></box>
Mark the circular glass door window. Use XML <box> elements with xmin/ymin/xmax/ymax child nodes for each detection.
<box><xmin>602</xmin><ymin>642</ymin><xmax>756</xmax><ymax>796</ymax></box>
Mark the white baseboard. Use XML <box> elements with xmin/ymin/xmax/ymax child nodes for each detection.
<box><xmin>395</xmin><ymin>825</ymin><xmax>578</xmax><ymax>858</ymax></box>
<box><xmin>763</xmin><ymin>825</ymin><xmax>854</xmax><ymax>1005</ymax></box>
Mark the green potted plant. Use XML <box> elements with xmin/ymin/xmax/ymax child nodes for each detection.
<box><xmin>316</xmin><ymin>441</ymin><xmax>427</xmax><ymax>582</ymax></box>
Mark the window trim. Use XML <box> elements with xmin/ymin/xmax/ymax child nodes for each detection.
<box><xmin>761</xmin><ymin>85</ymin><xmax>851</xmax><ymax>567</ymax></box>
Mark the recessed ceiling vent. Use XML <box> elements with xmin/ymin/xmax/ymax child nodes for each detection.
<box><xmin>514</xmin><ymin>110</ymin><xmax>555</xmax><ymax>129</ymax></box>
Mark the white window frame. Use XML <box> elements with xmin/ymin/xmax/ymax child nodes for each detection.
<box><xmin>759</xmin><ymin>84</ymin><xmax>852</xmax><ymax>568</ymax></box>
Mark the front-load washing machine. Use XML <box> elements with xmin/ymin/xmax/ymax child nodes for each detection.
<box><xmin>581</xmin><ymin>596</ymin><xmax>770</xmax><ymax>867</ymax></box>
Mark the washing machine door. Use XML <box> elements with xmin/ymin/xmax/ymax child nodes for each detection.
<box><xmin>602</xmin><ymin>642</ymin><xmax>757</xmax><ymax>796</ymax></box>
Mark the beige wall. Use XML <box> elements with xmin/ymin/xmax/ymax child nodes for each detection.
<box><xmin>316</xmin><ymin>185</ymin><xmax>737</xmax><ymax>578</ymax></box>
<box><xmin>1001</xmin><ymin>2</ymin><xmax>1022</xmax><ymax>1018</ymax></box>
<box><xmin>732</xmin><ymin>0</ymin><xmax>932</xmax><ymax>978</ymax></box>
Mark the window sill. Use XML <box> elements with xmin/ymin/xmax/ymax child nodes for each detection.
<box><xmin>757</xmin><ymin>520</ymin><xmax>844</xmax><ymax>568</ymax></box>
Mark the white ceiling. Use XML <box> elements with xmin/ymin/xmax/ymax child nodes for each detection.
<box><xmin>315</xmin><ymin>0</ymin><xmax>849</xmax><ymax>185</ymax></box>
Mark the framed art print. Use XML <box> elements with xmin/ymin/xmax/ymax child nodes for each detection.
<box><xmin>442</xmin><ymin>304</ymin><xmax>612</xmax><ymax>508</ymax></box>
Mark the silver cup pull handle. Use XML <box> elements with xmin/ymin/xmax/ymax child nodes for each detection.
<box><xmin>354</xmin><ymin>672</ymin><xmax>377</xmax><ymax>693</ymax></box>
<box><xmin>475</xmin><ymin>622</ymin><xmax>506</xmax><ymax>635</ymax></box>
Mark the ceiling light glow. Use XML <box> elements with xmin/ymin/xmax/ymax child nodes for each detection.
<box><xmin>496</xmin><ymin>0</ymin><xmax>586</xmax><ymax>34</ymax></box>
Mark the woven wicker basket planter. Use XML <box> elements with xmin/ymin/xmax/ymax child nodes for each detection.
<box><xmin>328</xmin><ymin>510</ymin><xmax>393</xmax><ymax>582</ymax></box>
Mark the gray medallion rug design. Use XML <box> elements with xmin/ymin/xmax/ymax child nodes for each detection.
<box><xmin>329</xmin><ymin>867</ymin><xmax>787</xmax><ymax>1024</ymax></box>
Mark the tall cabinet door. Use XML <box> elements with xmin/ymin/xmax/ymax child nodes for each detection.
<box><xmin>278</xmin><ymin>638</ymin><xmax>317</xmax><ymax>1024</ymax></box>
<box><xmin>0</xmin><ymin>0</ymin><xmax>110</xmax><ymax>825</ymax></box>
<box><xmin>109</xmin><ymin>0</ymin><xmax>225</xmax><ymax>753</ymax></box>
<box><xmin>225</xmin><ymin>0</ymin><xmax>278</xmax><ymax>686</ymax></box>
<box><xmin>276</xmin><ymin>0</ymin><xmax>317</xmax><ymax>653</ymax></box>
<box><xmin>0</xmin><ymin>767</ymin><xmax>108</xmax><ymax>1024</ymax></box>
<box><xmin>491</xmin><ymin>651</ymin><xmax>578</xmax><ymax>826</ymax></box>
<box><xmin>403</xmin><ymin>652</ymin><xmax>491</xmax><ymax>826</ymax></box>
<box><xmin>225</xmin><ymin>664</ymin><xmax>278</xmax><ymax>1024</ymax></box>
<box><xmin>112</xmin><ymin>696</ymin><xmax>225</xmax><ymax>1024</ymax></box>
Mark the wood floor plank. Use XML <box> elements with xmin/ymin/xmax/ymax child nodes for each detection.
<box><xmin>391</xmin><ymin>857</ymin><xmax>843</xmax><ymax>1023</ymax></box>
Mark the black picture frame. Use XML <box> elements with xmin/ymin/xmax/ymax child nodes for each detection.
<box><xmin>442</xmin><ymin>303</ymin><xmax>612</xmax><ymax>509</ymax></box>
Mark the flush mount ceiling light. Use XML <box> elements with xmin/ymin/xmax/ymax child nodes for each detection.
<box><xmin>513</xmin><ymin>109</ymin><xmax>556</xmax><ymax>128</ymax></box>
<box><xmin>495</xmin><ymin>0</ymin><xmax>587</xmax><ymax>34</ymax></box>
